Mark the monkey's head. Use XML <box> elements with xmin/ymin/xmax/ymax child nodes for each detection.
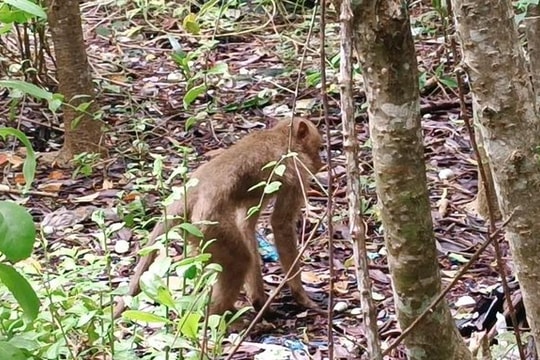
<box><xmin>291</xmin><ymin>118</ymin><xmax>324</xmax><ymax>173</ymax></box>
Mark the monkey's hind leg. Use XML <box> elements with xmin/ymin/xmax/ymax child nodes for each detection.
<box><xmin>239</xmin><ymin>216</ymin><xmax>268</xmax><ymax>312</ymax></box>
<box><xmin>206</xmin><ymin>235</ymin><xmax>251</xmax><ymax>315</ymax></box>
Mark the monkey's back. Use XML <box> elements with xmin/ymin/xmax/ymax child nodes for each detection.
<box><xmin>191</xmin><ymin>129</ymin><xmax>290</xmax><ymax>203</ymax></box>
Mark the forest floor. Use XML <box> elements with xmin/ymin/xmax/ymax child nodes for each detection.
<box><xmin>0</xmin><ymin>0</ymin><xmax>525</xmax><ymax>359</ymax></box>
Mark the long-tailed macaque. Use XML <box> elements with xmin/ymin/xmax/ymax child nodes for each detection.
<box><xmin>113</xmin><ymin>118</ymin><xmax>323</xmax><ymax>318</ymax></box>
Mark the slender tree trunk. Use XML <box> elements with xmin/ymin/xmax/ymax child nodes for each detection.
<box><xmin>47</xmin><ymin>0</ymin><xmax>105</xmax><ymax>164</ymax></box>
<box><xmin>474</xmin><ymin>128</ymin><xmax>500</xmax><ymax>220</ymax></box>
<box><xmin>526</xmin><ymin>4</ymin><xmax>540</xmax><ymax>110</ymax></box>
<box><xmin>453</xmin><ymin>0</ymin><xmax>540</xmax><ymax>354</ymax></box>
<box><xmin>351</xmin><ymin>2</ymin><xmax>471</xmax><ymax>359</ymax></box>
<box><xmin>339</xmin><ymin>0</ymin><xmax>382</xmax><ymax>358</ymax></box>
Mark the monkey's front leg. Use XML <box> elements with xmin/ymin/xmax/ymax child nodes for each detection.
<box><xmin>240</xmin><ymin>216</ymin><xmax>278</xmax><ymax>317</ymax></box>
<box><xmin>271</xmin><ymin>189</ymin><xmax>321</xmax><ymax>311</ymax></box>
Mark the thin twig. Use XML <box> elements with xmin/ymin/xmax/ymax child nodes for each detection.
<box><xmin>318</xmin><ymin>0</ymin><xmax>336</xmax><ymax>359</ymax></box>
<box><xmin>0</xmin><ymin>187</ymin><xmax>59</xmax><ymax>197</ymax></box>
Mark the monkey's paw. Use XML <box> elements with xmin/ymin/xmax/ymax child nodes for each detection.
<box><xmin>295</xmin><ymin>294</ymin><xmax>326</xmax><ymax>315</ymax></box>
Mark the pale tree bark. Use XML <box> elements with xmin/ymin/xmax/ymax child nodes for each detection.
<box><xmin>472</xmin><ymin>129</ymin><xmax>500</xmax><ymax>220</ymax></box>
<box><xmin>453</xmin><ymin>0</ymin><xmax>540</xmax><ymax>355</ymax></box>
<box><xmin>526</xmin><ymin>3</ymin><xmax>540</xmax><ymax>109</ymax></box>
<box><xmin>339</xmin><ymin>0</ymin><xmax>382</xmax><ymax>358</ymax></box>
<box><xmin>352</xmin><ymin>2</ymin><xmax>472</xmax><ymax>359</ymax></box>
<box><xmin>47</xmin><ymin>0</ymin><xmax>105</xmax><ymax>164</ymax></box>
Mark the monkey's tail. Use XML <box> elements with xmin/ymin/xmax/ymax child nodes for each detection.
<box><xmin>112</xmin><ymin>205</ymin><xmax>184</xmax><ymax>319</ymax></box>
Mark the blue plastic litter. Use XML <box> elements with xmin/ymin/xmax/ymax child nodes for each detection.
<box><xmin>260</xmin><ymin>336</ymin><xmax>309</xmax><ymax>358</ymax></box>
<box><xmin>256</xmin><ymin>231</ymin><xmax>279</xmax><ymax>262</ymax></box>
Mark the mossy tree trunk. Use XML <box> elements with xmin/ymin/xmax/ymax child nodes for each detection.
<box><xmin>47</xmin><ymin>0</ymin><xmax>105</xmax><ymax>164</ymax></box>
<box><xmin>351</xmin><ymin>2</ymin><xmax>472</xmax><ymax>359</ymax></box>
<box><xmin>453</xmin><ymin>0</ymin><xmax>540</xmax><ymax>354</ymax></box>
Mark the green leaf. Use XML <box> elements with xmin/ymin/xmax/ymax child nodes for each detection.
<box><xmin>198</xmin><ymin>0</ymin><xmax>219</xmax><ymax>16</ymax></box>
<box><xmin>306</xmin><ymin>72</ymin><xmax>321</xmax><ymax>87</ymax></box>
<box><xmin>3</xmin><ymin>0</ymin><xmax>46</xmax><ymax>19</ymax></box>
<box><xmin>49</xmin><ymin>94</ymin><xmax>64</xmax><ymax>112</ymax></box>
<box><xmin>439</xmin><ymin>77</ymin><xmax>458</xmax><ymax>89</ymax></box>
<box><xmin>171</xmin><ymin>50</ymin><xmax>190</xmax><ymax>75</ymax></box>
<box><xmin>0</xmin><ymin>201</ymin><xmax>36</xmax><ymax>262</ymax></box>
<box><xmin>45</xmin><ymin>342</ymin><xmax>61</xmax><ymax>358</ymax></box>
<box><xmin>0</xmin><ymin>80</ymin><xmax>53</xmax><ymax>100</ymax></box>
<box><xmin>123</xmin><ymin>310</ymin><xmax>171</xmax><ymax>323</ymax></box>
<box><xmin>185</xmin><ymin>116</ymin><xmax>198</xmax><ymax>131</ymax></box>
<box><xmin>226</xmin><ymin>306</ymin><xmax>251</xmax><ymax>324</ymax></box>
<box><xmin>0</xmin><ymin>6</ymin><xmax>31</xmax><ymax>24</ymax></box>
<box><xmin>207</xmin><ymin>314</ymin><xmax>223</xmax><ymax>330</ymax></box>
<box><xmin>138</xmin><ymin>244</ymin><xmax>160</xmax><ymax>257</ymax></box>
<box><xmin>0</xmin><ymin>264</ymin><xmax>39</xmax><ymax>320</ymax></box>
<box><xmin>246</xmin><ymin>206</ymin><xmax>260</xmax><ymax>218</ymax></box>
<box><xmin>248</xmin><ymin>181</ymin><xmax>266</xmax><ymax>192</ymax></box>
<box><xmin>178</xmin><ymin>222</ymin><xmax>203</xmax><ymax>238</ymax></box>
<box><xmin>75</xmin><ymin>100</ymin><xmax>92</xmax><ymax>113</ymax></box>
<box><xmin>183</xmin><ymin>84</ymin><xmax>206</xmax><ymax>109</ymax></box>
<box><xmin>261</xmin><ymin>160</ymin><xmax>277</xmax><ymax>170</ymax></box>
<box><xmin>179</xmin><ymin>312</ymin><xmax>202</xmax><ymax>339</ymax></box>
<box><xmin>0</xmin><ymin>341</ymin><xmax>28</xmax><ymax>360</ymax></box>
<box><xmin>182</xmin><ymin>13</ymin><xmax>200</xmax><ymax>35</ymax></box>
<box><xmin>274</xmin><ymin>164</ymin><xmax>286</xmax><ymax>176</ymax></box>
<box><xmin>156</xmin><ymin>286</ymin><xmax>176</xmax><ymax>310</ymax></box>
<box><xmin>516</xmin><ymin>12</ymin><xmax>527</xmax><ymax>24</ymax></box>
<box><xmin>263</xmin><ymin>181</ymin><xmax>282</xmax><ymax>194</ymax></box>
<box><xmin>0</xmin><ymin>128</ymin><xmax>36</xmax><ymax>191</ymax></box>
<box><xmin>176</xmin><ymin>253</ymin><xmax>211</xmax><ymax>267</ymax></box>
<box><xmin>207</xmin><ymin>62</ymin><xmax>228</xmax><ymax>75</ymax></box>
<box><xmin>448</xmin><ymin>252</ymin><xmax>468</xmax><ymax>264</ymax></box>
<box><xmin>184</xmin><ymin>264</ymin><xmax>197</xmax><ymax>279</ymax></box>
<box><xmin>418</xmin><ymin>71</ymin><xmax>427</xmax><ymax>89</ymax></box>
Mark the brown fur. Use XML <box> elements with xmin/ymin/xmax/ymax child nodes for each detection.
<box><xmin>113</xmin><ymin>118</ymin><xmax>323</xmax><ymax>318</ymax></box>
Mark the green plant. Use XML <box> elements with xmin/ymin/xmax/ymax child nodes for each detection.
<box><xmin>0</xmin><ymin>127</ymin><xmax>37</xmax><ymax>191</ymax></box>
<box><xmin>0</xmin><ymin>147</ymin><xmax>241</xmax><ymax>359</ymax></box>
<box><xmin>515</xmin><ymin>0</ymin><xmax>539</xmax><ymax>23</ymax></box>
<box><xmin>486</xmin><ymin>331</ymin><xmax>531</xmax><ymax>359</ymax></box>
<box><xmin>0</xmin><ymin>80</ymin><xmax>63</xmax><ymax>113</ymax></box>
<box><xmin>246</xmin><ymin>152</ymin><xmax>301</xmax><ymax>218</ymax></box>
<box><xmin>0</xmin><ymin>202</ymin><xmax>40</xmax><ymax>317</ymax></box>
<box><xmin>169</xmin><ymin>37</ymin><xmax>227</xmax><ymax>121</ymax></box>
<box><xmin>0</xmin><ymin>128</ymin><xmax>40</xmax><ymax>359</ymax></box>
<box><xmin>72</xmin><ymin>152</ymin><xmax>101</xmax><ymax>178</ymax></box>
<box><xmin>0</xmin><ymin>0</ymin><xmax>50</xmax><ymax>83</ymax></box>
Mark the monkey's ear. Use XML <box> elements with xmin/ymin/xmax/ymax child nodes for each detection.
<box><xmin>296</xmin><ymin>120</ymin><xmax>310</xmax><ymax>140</ymax></box>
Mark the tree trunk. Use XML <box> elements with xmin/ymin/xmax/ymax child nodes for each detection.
<box><xmin>47</xmin><ymin>0</ymin><xmax>105</xmax><ymax>164</ymax></box>
<box><xmin>352</xmin><ymin>2</ymin><xmax>472</xmax><ymax>359</ymax></box>
<box><xmin>339</xmin><ymin>0</ymin><xmax>382</xmax><ymax>357</ymax></box>
<box><xmin>526</xmin><ymin>3</ymin><xmax>540</xmax><ymax>110</ymax></box>
<box><xmin>453</xmin><ymin>0</ymin><xmax>540</xmax><ymax>354</ymax></box>
<box><xmin>473</xmin><ymin>127</ymin><xmax>501</xmax><ymax>220</ymax></box>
